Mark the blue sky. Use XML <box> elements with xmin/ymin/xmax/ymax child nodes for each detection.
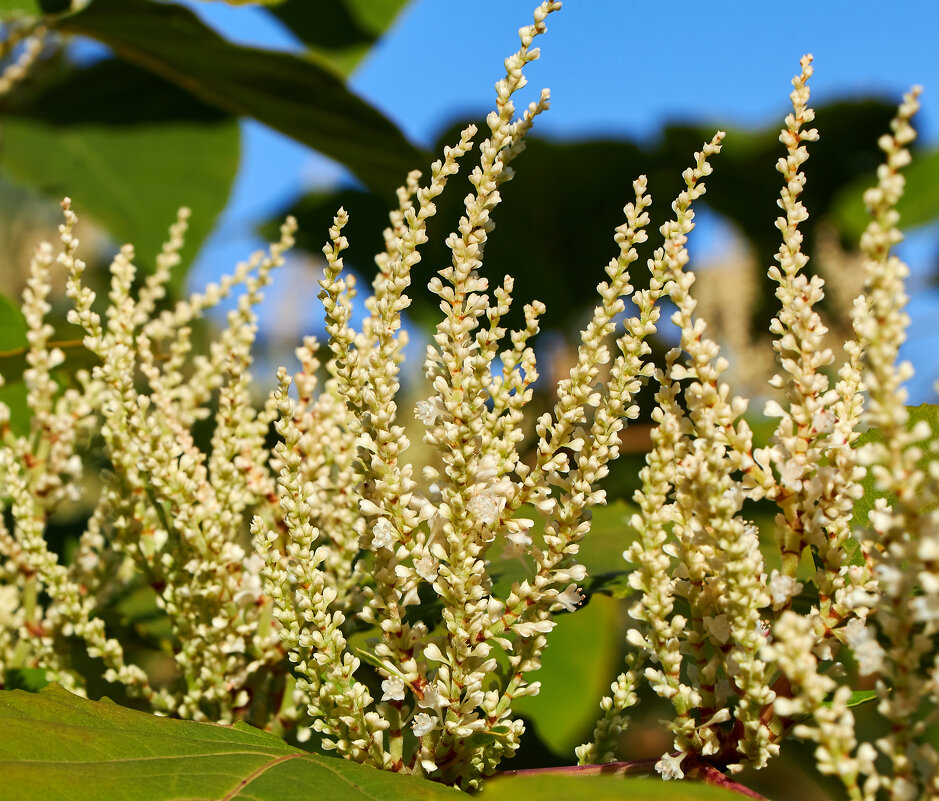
<box><xmin>181</xmin><ymin>0</ymin><xmax>939</xmax><ymax>400</ymax></box>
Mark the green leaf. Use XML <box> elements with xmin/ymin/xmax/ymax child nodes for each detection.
<box><xmin>821</xmin><ymin>688</ymin><xmax>878</xmax><ymax>710</ymax></box>
<box><xmin>846</xmin><ymin>689</ymin><xmax>878</xmax><ymax>708</ymax></box>
<box><xmin>1</xmin><ymin>118</ymin><xmax>237</xmax><ymax>292</ymax></box>
<box><xmin>0</xmin><ymin>684</ymin><xmax>460</xmax><ymax>801</ymax></box>
<box><xmin>54</xmin><ymin>0</ymin><xmax>427</xmax><ymax>197</ymax></box>
<box><xmin>512</xmin><ymin>595</ymin><xmax>624</xmax><ymax>757</ymax></box>
<box><xmin>576</xmin><ymin>501</ymin><xmax>638</xmax><ymax>584</ymax></box>
<box><xmin>0</xmin><ymin>291</ymin><xmax>27</xmax><ymax>353</ymax></box>
<box><xmin>0</xmin><ymin>1</ymin><xmax>40</xmax><ymax>14</ymax></box>
<box><xmin>0</xmin><ymin>291</ymin><xmax>30</xmax><ymax>436</ymax></box>
<box><xmin>268</xmin><ymin>0</ymin><xmax>410</xmax><ymax>76</ymax></box>
<box><xmin>0</xmin><ymin>59</ymin><xmax>239</xmax><ymax>293</ymax></box>
<box><xmin>0</xmin><ymin>0</ymin><xmax>42</xmax><ymax>17</ymax></box>
<box><xmin>482</xmin><ymin>775</ymin><xmax>746</xmax><ymax>801</ymax></box>
<box><xmin>490</xmin><ymin>501</ymin><xmax>637</xmax><ymax>603</ymax></box>
<box><xmin>2</xmin><ymin>668</ymin><xmax>51</xmax><ymax>692</ymax></box>
<box><xmin>834</xmin><ymin>146</ymin><xmax>939</xmax><ymax>237</ymax></box>
<box><xmin>851</xmin><ymin>404</ymin><xmax>939</xmax><ymax>531</ymax></box>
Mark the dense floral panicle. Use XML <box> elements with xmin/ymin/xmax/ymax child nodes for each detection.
<box><xmin>0</xmin><ymin>0</ymin><xmax>666</xmax><ymax>787</ymax></box>
<box><xmin>578</xmin><ymin>58</ymin><xmax>931</xmax><ymax>789</ymax></box>
<box><xmin>1</xmin><ymin>8</ymin><xmax>936</xmax><ymax>796</ymax></box>
<box><xmin>769</xmin><ymin>86</ymin><xmax>939</xmax><ymax>801</ymax></box>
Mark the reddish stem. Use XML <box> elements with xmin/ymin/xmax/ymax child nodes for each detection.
<box><xmin>497</xmin><ymin>758</ymin><xmax>769</xmax><ymax>800</ymax></box>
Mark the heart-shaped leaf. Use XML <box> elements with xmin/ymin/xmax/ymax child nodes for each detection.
<box><xmin>0</xmin><ymin>684</ymin><xmax>460</xmax><ymax>801</ymax></box>
<box><xmin>0</xmin><ymin>59</ymin><xmax>239</xmax><ymax>293</ymax></box>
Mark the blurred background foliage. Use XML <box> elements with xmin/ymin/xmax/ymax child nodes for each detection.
<box><xmin>1</xmin><ymin>0</ymin><xmax>938</xmax><ymax>367</ymax></box>
<box><xmin>1</xmin><ymin>3</ymin><xmax>938</xmax><ymax>799</ymax></box>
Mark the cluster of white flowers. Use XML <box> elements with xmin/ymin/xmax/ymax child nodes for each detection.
<box><xmin>1</xmin><ymin>3</ymin><xmax>937</xmax><ymax>795</ymax></box>
<box><xmin>0</xmin><ymin>1</ymin><xmax>662</xmax><ymax>788</ymax></box>
<box><xmin>576</xmin><ymin>54</ymin><xmax>939</xmax><ymax>799</ymax></box>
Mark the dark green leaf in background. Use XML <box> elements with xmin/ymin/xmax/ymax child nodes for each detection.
<box><xmin>513</xmin><ymin>594</ymin><xmax>624</xmax><ymax>757</ymax></box>
<box><xmin>264</xmin><ymin>99</ymin><xmax>896</xmax><ymax>336</ymax></box>
<box><xmin>851</xmin><ymin>404</ymin><xmax>939</xmax><ymax>530</ymax></box>
<box><xmin>0</xmin><ymin>290</ymin><xmax>29</xmax><ymax>435</ymax></box>
<box><xmin>0</xmin><ymin>290</ymin><xmax>27</xmax><ymax>353</ymax></box>
<box><xmin>269</xmin><ymin>0</ymin><xmax>410</xmax><ymax>76</ymax></box>
<box><xmin>2</xmin><ymin>667</ymin><xmax>52</xmax><ymax>692</ymax></box>
<box><xmin>37</xmin><ymin>0</ymin><xmax>69</xmax><ymax>12</ymax></box>
<box><xmin>0</xmin><ymin>59</ymin><xmax>238</xmax><ymax>293</ymax></box>
<box><xmin>53</xmin><ymin>0</ymin><xmax>428</xmax><ymax>198</ymax></box>
<box><xmin>834</xmin><ymin>146</ymin><xmax>939</xmax><ymax>238</ymax></box>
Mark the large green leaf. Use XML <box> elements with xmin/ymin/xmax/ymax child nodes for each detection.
<box><xmin>481</xmin><ymin>774</ymin><xmax>747</xmax><ymax>801</ymax></box>
<box><xmin>53</xmin><ymin>0</ymin><xmax>427</xmax><ymax>197</ymax></box>
<box><xmin>833</xmin><ymin>146</ymin><xmax>939</xmax><ymax>238</ymax></box>
<box><xmin>268</xmin><ymin>0</ymin><xmax>410</xmax><ymax>76</ymax></box>
<box><xmin>0</xmin><ymin>684</ymin><xmax>460</xmax><ymax>801</ymax></box>
<box><xmin>0</xmin><ymin>59</ymin><xmax>238</xmax><ymax>292</ymax></box>
<box><xmin>490</xmin><ymin>501</ymin><xmax>637</xmax><ymax>603</ymax></box>
<box><xmin>513</xmin><ymin>594</ymin><xmax>624</xmax><ymax>757</ymax></box>
<box><xmin>1</xmin><ymin>118</ymin><xmax>237</xmax><ymax>288</ymax></box>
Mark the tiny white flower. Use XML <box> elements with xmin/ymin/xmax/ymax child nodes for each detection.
<box><xmin>412</xmin><ymin>712</ymin><xmax>437</xmax><ymax>737</ymax></box>
<box><xmin>414</xmin><ymin>399</ymin><xmax>442</xmax><ymax>425</ymax></box>
<box><xmin>704</xmin><ymin>614</ymin><xmax>731</xmax><ymax>644</ymax></box>
<box><xmin>845</xmin><ymin>619</ymin><xmax>884</xmax><ymax>674</ymax></box>
<box><xmin>416</xmin><ymin>684</ymin><xmax>448</xmax><ymax>712</ymax></box>
<box><xmin>554</xmin><ymin>583</ymin><xmax>583</xmax><ymax>612</ymax></box>
<box><xmin>467</xmin><ymin>491</ymin><xmax>502</xmax><ymax>527</ymax></box>
<box><xmin>415</xmin><ymin>554</ymin><xmax>439</xmax><ymax>582</ymax></box>
<box><xmin>507</xmin><ymin>529</ymin><xmax>532</xmax><ymax>549</ymax></box>
<box><xmin>514</xmin><ymin>619</ymin><xmax>556</xmax><ymax>637</ymax></box>
<box><xmin>655</xmin><ymin>752</ymin><xmax>685</xmax><ymax>781</ymax></box>
<box><xmin>371</xmin><ymin>517</ymin><xmax>396</xmax><ymax>551</ymax></box>
<box><xmin>777</xmin><ymin>457</ymin><xmax>803</xmax><ymax>489</ymax></box>
<box><xmin>768</xmin><ymin>570</ymin><xmax>803</xmax><ymax>609</ymax></box>
<box><xmin>812</xmin><ymin>408</ymin><xmax>836</xmax><ymax>434</ymax></box>
<box><xmin>381</xmin><ymin>675</ymin><xmax>406</xmax><ymax>702</ymax></box>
